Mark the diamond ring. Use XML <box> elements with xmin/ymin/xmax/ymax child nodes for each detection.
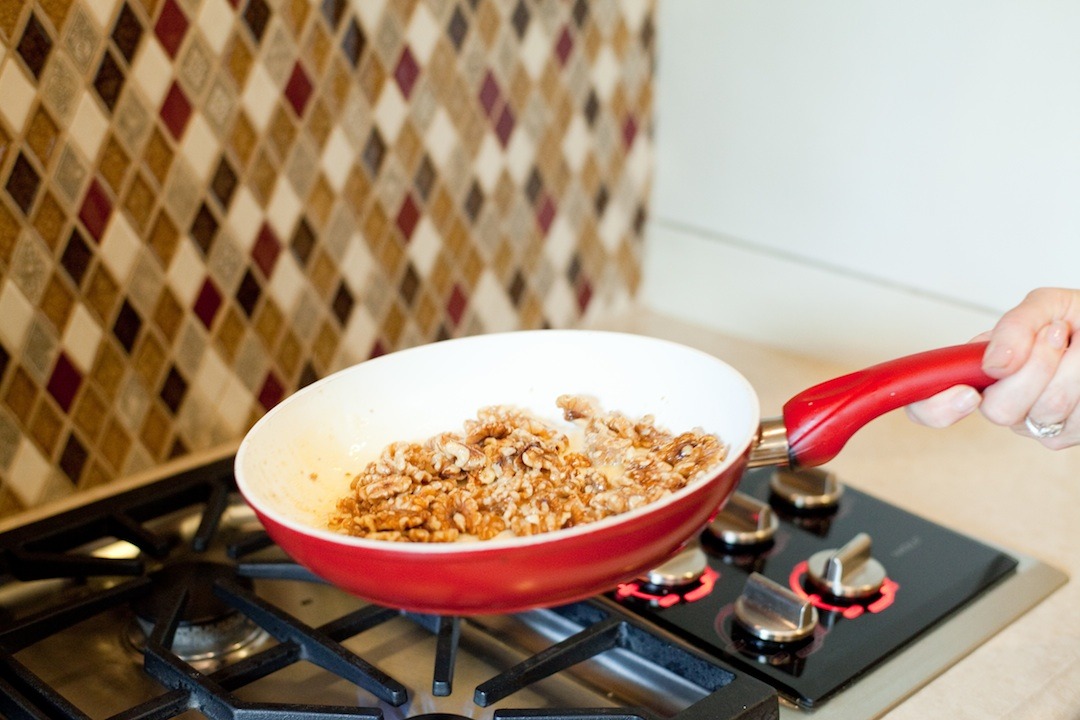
<box><xmin>1025</xmin><ymin>416</ymin><xmax>1065</xmax><ymax>439</ymax></box>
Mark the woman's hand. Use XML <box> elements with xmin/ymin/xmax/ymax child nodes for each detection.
<box><xmin>906</xmin><ymin>288</ymin><xmax>1080</xmax><ymax>448</ymax></box>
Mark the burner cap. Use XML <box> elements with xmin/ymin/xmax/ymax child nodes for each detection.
<box><xmin>133</xmin><ymin>560</ymin><xmax>253</xmax><ymax>626</ymax></box>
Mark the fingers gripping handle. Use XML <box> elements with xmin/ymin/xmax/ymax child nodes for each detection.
<box><xmin>782</xmin><ymin>342</ymin><xmax>994</xmax><ymax>468</ymax></box>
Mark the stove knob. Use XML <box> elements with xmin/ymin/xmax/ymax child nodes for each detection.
<box><xmin>733</xmin><ymin>572</ymin><xmax>818</xmax><ymax>643</ymax></box>
<box><xmin>769</xmin><ymin>467</ymin><xmax>844</xmax><ymax>510</ymax></box>
<box><xmin>640</xmin><ymin>541</ymin><xmax>708</xmax><ymax>588</ymax></box>
<box><xmin>805</xmin><ymin>532</ymin><xmax>886</xmax><ymax>599</ymax></box>
<box><xmin>707</xmin><ymin>492</ymin><xmax>779</xmax><ymax>547</ymax></box>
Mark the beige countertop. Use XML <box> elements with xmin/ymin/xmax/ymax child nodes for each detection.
<box><xmin>593</xmin><ymin>309</ymin><xmax>1080</xmax><ymax>720</ymax></box>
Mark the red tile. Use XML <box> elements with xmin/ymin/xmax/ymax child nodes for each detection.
<box><xmin>251</xmin><ymin>222</ymin><xmax>281</xmax><ymax>278</ymax></box>
<box><xmin>193</xmin><ymin>277</ymin><xmax>223</xmax><ymax>329</ymax></box>
<box><xmin>47</xmin><ymin>352</ymin><xmax>83</xmax><ymax>412</ymax></box>
<box><xmin>536</xmin><ymin>194</ymin><xmax>556</xmax><ymax>235</ymax></box>
<box><xmin>154</xmin><ymin>0</ymin><xmax>189</xmax><ymax>58</ymax></box>
<box><xmin>576</xmin><ymin>276</ymin><xmax>593</xmax><ymax>313</ymax></box>
<box><xmin>447</xmin><ymin>283</ymin><xmax>467</xmax><ymax>327</ymax></box>
<box><xmin>160</xmin><ymin>81</ymin><xmax>192</xmax><ymax>140</ymax></box>
<box><xmin>555</xmin><ymin>25</ymin><xmax>574</xmax><ymax>66</ymax></box>
<box><xmin>478</xmin><ymin>71</ymin><xmax>501</xmax><ymax>118</ymax></box>
<box><xmin>284</xmin><ymin>61</ymin><xmax>313</xmax><ymax>117</ymax></box>
<box><xmin>494</xmin><ymin>105</ymin><xmax>515</xmax><ymax>147</ymax></box>
<box><xmin>78</xmin><ymin>178</ymin><xmax>112</xmax><ymax>242</ymax></box>
<box><xmin>396</xmin><ymin>193</ymin><xmax>420</xmax><ymax>240</ymax></box>
<box><xmin>394</xmin><ymin>46</ymin><xmax>420</xmax><ymax>99</ymax></box>
<box><xmin>623</xmin><ymin>114</ymin><xmax>638</xmax><ymax>148</ymax></box>
<box><xmin>369</xmin><ymin>339</ymin><xmax>387</xmax><ymax>359</ymax></box>
<box><xmin>258</xmin><ymin>371</ymin><xmax>285</xmax><ymax>410</ymax></box>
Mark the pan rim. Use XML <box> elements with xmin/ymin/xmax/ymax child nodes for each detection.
<box><xmin>234</xmin><ymin>328</ymin><xmax>760</xmax><ymax>555</ymax></box>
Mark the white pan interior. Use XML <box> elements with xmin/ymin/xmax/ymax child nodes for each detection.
<box><xmin>235</xmin><ymin>330</ymin><xmax>761</xmax><ymax>545</ymax></box>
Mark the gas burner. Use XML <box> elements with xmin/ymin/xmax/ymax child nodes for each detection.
<box><xmin>125</xmin><ymin>560</ymin><xmax>269</xmax><ymax>670</ymax></box>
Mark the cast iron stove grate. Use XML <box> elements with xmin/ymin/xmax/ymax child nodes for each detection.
<box><xmin>0</xmin><ymin>454</ymin><xmax>777</xmax><ymax>720</ymax></box>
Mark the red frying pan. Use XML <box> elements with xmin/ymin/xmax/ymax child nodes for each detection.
<box><xmin>234</xmin><ymin>330</ymin><xmax>991</xmax><ymax>615</ymax></box>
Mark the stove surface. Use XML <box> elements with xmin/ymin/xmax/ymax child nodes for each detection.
<box><xmin>0</xmin><ymin>451</ymin><xmax>1065</xmax><ymax>720</ymax></box>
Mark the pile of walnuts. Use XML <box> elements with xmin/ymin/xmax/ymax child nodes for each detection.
<box><xmin>327</xmin><ymin>395</ymin><xmax>725</xmax><ymax>542</ymax></box>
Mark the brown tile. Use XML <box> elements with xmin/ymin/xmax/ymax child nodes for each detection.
<box><xmin>214</xmin><ymin>305</ymin><xmax>246</xmax><ymax>361</ymax></box>
<box><xmin>382</xmin><ymin>302</ymin><xmax>404</xmax><ymax>346</ymax></box>
<box><xmin>324</xmin><ymin>57</ymin><xmax>351</xmax><ymax>111</ymax></box>
<box><xmin>123</xmin><ymin>171</ymin><xmax>155</xmax><ymax>233</ymax></box>
<box><xmin>276</xmin><ymin>328</ymin><xmax>301</xmax><ymax>379</ymax></box>
<box><xmin>307</xmin><ymin>248</ymin><xmax>337</xmax><ymax>298</ymax></box>
<box><xmin>77</xmin><ymin>458</ymin><xmax>112</xmax><ymax>491</ymax></box>
<box><xmin>143</xmin><ymin>128</ymin><xmax>174</xmax><ymax>186</ymax></box>
<box><xmin>147</xmin><ymin>209</ymin><xmax>179</xmax><ymax>266</ymax></box>
<box><xmin>32</xmin><ymin>190</ymin><xmax>67</xmax><ymax>251</ymax></box>
<box><xmin>131</xmin><ymin>332</ymin><xmax>166</xmax><ymax>391</ymax></box>
<box><xmin>253</xmin><ymin>297</ymin><xmax>284</xmax><ymax>349</ymax></box>
<box><xmin>375</xmin><ymin>233</ymin><xmax>403</xmax><ymax>278</ymax></box>
<box><xmin>83</xmin><ymin>263</ymin><xmax>120</xmax><ymax>322</ymax></box>
<box><xmin>0</xmin><ymin>2</ymin><xmax>23</xmax><ymax>41</ymax></box>
<box><xmin>39</xmin><ymin>273</ymin><xmax>75</xmax><ymax>333</ymax></box>
<box><xmin>4</xmin><ymin>366</ymin><xmax>38</xmax><ymax>421</ymax></box>
<box><xmin>152</xmin><ymin>286</ymin><xmax>183</xmax><ymax>342</ymax></box>
<box><xmin>307</xmin><ymin>174</ymin><xmax>335</xmax><ymax>229</ymax></box>
<box><xmin>343</xmin><ymin>165</ymin><xmax>370</xmax><ymax>217</ymax></box>
<box><xmin>311</xmin><ymin>319</ymin><xmax>338</xmax><ymax>370</ymax></box>
<box><xmin>305</xmin><ymin>97</ymin><xmax>331</xmax><ymax>149</ymax></box>
<box><xmin>267</xmin><ymin>105</ymin><xmax>297</xmax><ymax>162</ymax></box>
<box><xmin>303</xmin><ymin>14</ymin><xmax>330</xmax><ymax>74</ymax></box>
<box><xmin>230</xmin><ymin>111</ymin><xmax>257</xmax><ymax>168</ymax></box>
<box><xmin>358</xmin><ymin>52</ymin><xmax>386</xmax><ymax>103</ymax></box>
<box><xmin>72</xmin><ymin>384</ymin><xmax>106</xmax><ymax>442</ymax></box>
<box><xmin>0</xmin><ymin>201</ymin><xmax>20</xmax><ymax>265</ymax></box>
<box><xmin>28</xmin><ymin>399</ymin><xmax>63</xmax><ymax>458</ymax></box>
<box><xmin>280</xmin><ymin>0</ymin><xmax>310</xmax><ymax>34</ymax></box>
<box><xmin>361</xmin><ymin>201</ymin><xmax>388</xmax><ymax>250</ymax></box>
<box><xmin>394</xmin><ymin>122</ymin><xmax>422</xmax><ymax>175</ymax></box>
<box><xmin>429</xmin><ymin>186</ymin><xmax>454</xmax><ymax>235</ymax></box>
<box><xmin>139</xmin><ymin>401</ymin><xmax>171</xmax><ymax>459</ymax></box>
<box><xmin>26</xmin><ymin>106</ymin><xmax>60</xmax><ymax>167</ymax></box>
<box><xmin>475</xmin><ymin>2</ymin><xmax>499</xmax><ymax>48</ymax></box>
<box><xmin>0</xmin><ymin>486</ymin><xmax>28</xmax><ymax>521</ymax></box>
<box><xmin>226</xmin><ymin>34</ymin><xmax>253</xmax><ymax>88</ymax></box>
<box><xmin>99</xmin><ymin>417</ymin><xmax>131</xmax><ymax>471</ymax></box>
<box><xmin>0</xmin><ymin>122</ymin><xmax>11</xmax><ymax>172</ymax></box>
<box><xmin>248</xmin><ymin>148</ymin><xmax>277</xmax><ymax>203</ymax></box>
<box><xmin>38</xmin><ymin>0</ymin><xmax>73</xmax><ymax>33</ymax></box>
<box><xmin>99</xmin><ymin>135</ymin><xmax>130</xmax><ymax>194</ymax></box>
<box><xmin>429</xmin><ymin>254</ymin><xmax>451</xmax><ymax>297</ymax></box>
<box><xmin>415</xmin><ymin>290</ymin><xmax>438</xmax><ymax>335</ymax></box>
<box><xmin>91</xmin><ymin>340</ymin><xmax>125</xmax><ymax>399</ymax></box>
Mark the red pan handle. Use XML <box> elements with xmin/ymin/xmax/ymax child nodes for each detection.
<box><xmin>783</xmin><ymin>342</ymin><xmax>994</xmax><ymax>467</ymax></box>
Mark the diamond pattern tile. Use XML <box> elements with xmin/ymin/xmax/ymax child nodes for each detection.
<box><xmin>0</xmin><ymin>0</ymin><xmax>655</xmax><ymax>518</ymax></box>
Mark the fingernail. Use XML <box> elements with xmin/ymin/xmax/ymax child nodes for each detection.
<box><xmin>952</xmin><ymin>386</ymin><xmax>981</xmax><ymax>413</ymax></box>
<box><xmin>983</xmin><ymin>342</ymin><xmax>1013</xmax><ymax>372</ymax></box>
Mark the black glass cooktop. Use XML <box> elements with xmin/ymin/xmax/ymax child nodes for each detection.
<box><xmin>611</xmin><ymin>467</ymin><xmax>1019</xmax><ymax>709</ymax></box>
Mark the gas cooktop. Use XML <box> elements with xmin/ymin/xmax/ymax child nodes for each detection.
<box><xmin>0</xmin><ymin>448</ymin><xmax>1066</xmax><ymax>719</ymax></box>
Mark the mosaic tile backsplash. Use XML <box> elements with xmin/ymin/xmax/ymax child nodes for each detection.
<box><xmin>0</xmin><ymin>0</ymin><xmax>654</xmax><ymax>517</ymax></box>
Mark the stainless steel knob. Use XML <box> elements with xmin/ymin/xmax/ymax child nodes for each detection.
<box><xmin>708</xmin><ymin>492</ymin><xmax>779</xmax><ymax>547</ymax></box>
<box><xmin>805</xmin><ymin>533</ymin><xmax>886</xmax><ymax>599</ymax></box>
<box><xmin>769</xmin><ymin>467</ymin><xmax>843</xmax><ymax>510</ymax></box>
<box><xmin>733</xmin><ymin>572</ymin><xmax>818</xmax><ymax>643</ymax></box>
<box><xmin>640</xmin><ymin>542</ymin><xmax>708</xmax><ymax>588</ymax></box>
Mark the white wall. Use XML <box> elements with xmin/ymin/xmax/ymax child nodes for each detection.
<box><xmin>643</xmin><ymin>0</ymin><xmax>1080</xmax><ymax>364</ymax></box>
